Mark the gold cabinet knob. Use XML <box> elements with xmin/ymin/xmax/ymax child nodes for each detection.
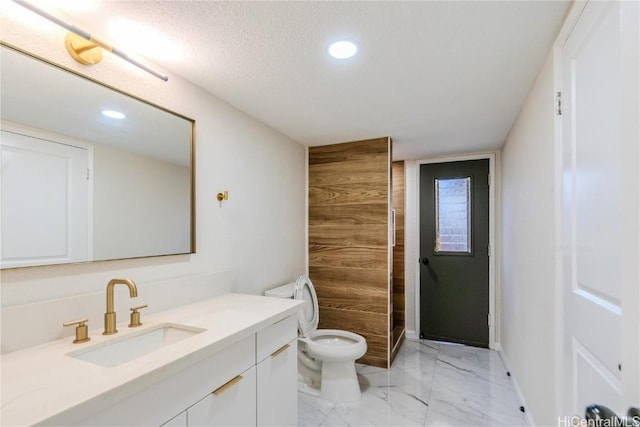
<box><xmin>129</xmin><ymin>304</ymin><xmax>148</xmax><ymax>328</ymax></box>
<box><xmin>63</xmin><ymin>318</ymin><xmax>90</xmax><ymax>344</ymax></box>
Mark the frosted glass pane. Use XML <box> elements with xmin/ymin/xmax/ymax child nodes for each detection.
<box><xmin>435</xmin><ymin>177</ymin><xmax>471</xmax><ymax>253</ymax></box>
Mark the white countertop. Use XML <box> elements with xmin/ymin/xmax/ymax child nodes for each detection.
<box><xmin>1</xmin><ymin>293</ymin><xmax>302</xmax><ymax>427</ymax></box>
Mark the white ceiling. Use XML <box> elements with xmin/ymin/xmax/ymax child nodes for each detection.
<box><xmin>56</xmin><ymin>1</ymin><xmax>571</xmax><ymax>160</ymax></box>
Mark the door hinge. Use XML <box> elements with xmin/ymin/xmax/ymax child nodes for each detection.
<box><xmin>488</xmin><ymin>173</ymin><xmax>492</xmax><ymax>186</ymax></box>
<box><xmin>488</xmin><ymin>313</ymin><xmax>492</xmax><ymax>327</ymax></box>
<box><xmin>555</xmin><ymin>91</ymin><xmax>562</xmax><ymax>116</ymax></box>
<box><xmin>86</xmin><ymin>168</ymin><xmax>90</xmax><ymax>180</ymax></box>
<box><xmin>488</xmin><ymin>243</ymin><xmax>492</xmax><ymax>257</ymax></box>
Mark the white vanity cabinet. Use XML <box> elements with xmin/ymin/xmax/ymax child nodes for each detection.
<box><xmin>2</xmin><ymin>295</ymin><xmax>302</xmax><ymax>427</ymax></box>
<box><xmin>187</xmin><ymin>365</ymin><xmax>257</xmax><ymax>426</ymax></box>
<box><xmin>159</xmin><ymin>315</ymin><xmax>298</xmax><ymax>427</ymax></box>
<box><xmin>160</xmin><ymin>412</ymin><xmax>187</xmax><ymax>427</ymax></box>
<box><xmin>72</xmin><ymin>335</ymin><xmax>256</xmax><ymax>427</ymax></box>
<box><xmin>256</xmin><ymin>315</ymin><xmax>298</xmax><ymax>426</ymax></box>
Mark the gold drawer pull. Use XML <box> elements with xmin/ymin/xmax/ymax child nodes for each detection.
<box><xmin>271</xmin><ymin>343</ymin><xmax>290</xmax><ymax>358</ymax></box>
<box><xmin>212</xmin><ymin>375</ymin><xmax>243</xmax><ymax>396</ymax></box>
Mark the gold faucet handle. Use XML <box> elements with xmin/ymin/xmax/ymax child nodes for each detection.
<box><xmin>129</xmin><ymin>304</ymin><xmax>148</xmax><ymax>328</ymax></box>
<box><xmin>63</xmin><ymin>318</ymin><xmax>91</xmax><ymax>344</ymax></box>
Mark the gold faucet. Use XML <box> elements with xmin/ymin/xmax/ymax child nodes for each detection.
<box><xmin>103</xmin><ymin>278</ymin><xmax>138</xmax><ymax>335</ymax></box>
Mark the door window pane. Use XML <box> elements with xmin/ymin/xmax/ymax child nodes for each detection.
<box><xmin>435</xmin><ymin>177</ymin><xmax>471</xmax><ymax>253</ymax></box>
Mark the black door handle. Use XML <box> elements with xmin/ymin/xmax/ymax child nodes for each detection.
<box><xmin>586</xmin><ymin>404</ymin><xmax>619</xmax><ymax>424</ymax></box>
<box><xmin>628</xmin><ymin>408</ymin><xmax>640</xmax><ymax>427</ymax></box>
<box><xmin>584</xmin><ymin>404</ymin><xmax>640</xmax><ymax>426</ymax></box>
<box><xmin>420</xmin><ymin>257</ymin><xmax>430</xmax><ymax>266</ymax></box>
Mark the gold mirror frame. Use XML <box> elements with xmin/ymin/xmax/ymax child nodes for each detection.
<box><xmin>0</xmin><ymin>42</ymin><xmax>196</xmax><ymax>269</ymax></box>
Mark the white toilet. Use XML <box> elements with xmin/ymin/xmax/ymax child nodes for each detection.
<box><xmin>265</xmin><ymin>275</ymin><xmax>367</xmax><ymax>402</ymax></box>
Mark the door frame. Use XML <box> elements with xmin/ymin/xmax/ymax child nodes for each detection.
<box><xmin>553</xmin><ymin>0</ymin><xmax>640</xmax><ymax>415</ymax></box>
<box><xmin>1</xmin><ymin>120</ymin><xmax>95</xmax><ymax>265</ymax></box>
<box><xmin>408</xmin><ymin>152</ymin><xmax>497</xmax><ymax>349</ymax></box>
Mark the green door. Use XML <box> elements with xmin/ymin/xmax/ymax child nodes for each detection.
<box><xmin>419</xmin><ymin>159</ymin><xmax>490</xmax><ymax>347</ymax></box>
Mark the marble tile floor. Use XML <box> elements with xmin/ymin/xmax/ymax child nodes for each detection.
<box><xmin>298</xmin><ymin>339</ymin><xmax>528</xmax><ymax>427</ymax></box>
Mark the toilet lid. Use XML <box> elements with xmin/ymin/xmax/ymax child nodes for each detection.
<box><xmin>294</xmin><ymin>275</ymin><xmax>318</xmax><ymax>338</ymax></box>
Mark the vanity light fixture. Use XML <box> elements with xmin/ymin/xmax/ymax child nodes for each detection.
<box><xmin>102</xmin><ymin>110</ymin><xmax>126</xmax><ymax>119</ymax></box>
<box><xmin>12</xmin><ymin>0</ymin><xmax>169</xmax><ymax>81</ymax></box>
<box><xmin>328</xmin><ymin>40</ymin><xmax>358</xmax><ymax>59</ymax></box>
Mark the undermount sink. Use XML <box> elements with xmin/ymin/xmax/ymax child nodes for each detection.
<box><xmin>67</xmin><ymin>323</ymin><xmax>207</xmax><ymax>368</ymax></box>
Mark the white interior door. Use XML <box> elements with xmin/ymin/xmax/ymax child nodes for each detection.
<box><xmin>560</xmin><ymin>0</ymin><xmax>639</xmax><ymax>418</ymax></box>
<box><xmin>1</xmin><ymin>129</ymin><xmax>91</xmax><ymax>267</ymax></box>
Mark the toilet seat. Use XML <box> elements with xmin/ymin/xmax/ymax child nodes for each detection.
<box><xmin>302</xmin><ymin>329</ymin><xmax>367</xmax><ymax>362</ymax></box>
<box><xmin>294</xmin><ymin>274</ymin><xmax>319</xmax><ymax>337</ymax></box>
<box><xmin>293</xmin><ymin>275</ymin><xmax>367</xmax><ymax>362</ymax></box>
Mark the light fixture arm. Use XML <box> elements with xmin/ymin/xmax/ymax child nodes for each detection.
<box><xmin>12</xmin><ymin>0</ymin><xmax>169</xmax><ymax>82</ymax></box>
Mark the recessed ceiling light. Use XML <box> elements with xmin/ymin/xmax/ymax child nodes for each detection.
<box><xmin>102</xmin><ymin>110</ymin><xmax>126</xmax><ymax>119</ymax></box>
<box><xmin>328</xmin><ymin>41</ymin><xmax>358</xmax><ymax>59</ymax></box>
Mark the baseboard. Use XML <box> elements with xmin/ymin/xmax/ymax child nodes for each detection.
<box><xmin>405</xmin><ymin>330</ymin><xmax>419</xmax><ymax>340</ymax></box>
<box><xmin>495</xmin><ymin>343</ymin><xmax>536</xmax><ymax>427</ymax></box>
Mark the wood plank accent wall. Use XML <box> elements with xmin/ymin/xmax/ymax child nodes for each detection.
<box><xmin>391</xmin><ymin>161</ymin><xmax>406</xmax><ymax>362</ymax></box>
<box><xmin>308</xmin><ymin>137</ymin><xmax>391</xmax><ymax>368</ymax></box>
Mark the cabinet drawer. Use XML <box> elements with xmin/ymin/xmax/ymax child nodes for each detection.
<box><xmin>257</xmin><ymin>339</ymin><xmax>297</xmax><ymax>426</ymax></box>
<box><xmin>188</xmin><ymin>365</ymin><xmax>257</xmax><ymax>427</ymax></box>
<box><xmin>256</xmin><ymin>315</ymin><xmax>297</xmax><ymax>363</ymax></box>
<box><xmin>160</xmin><ymin>411</ymin><xmax>186</xmax><ymax>427</ymax></box>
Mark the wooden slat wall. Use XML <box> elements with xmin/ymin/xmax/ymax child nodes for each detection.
<box><xmin>308</xmin><ymin>137</ymin><xmax>391</xmax><ymax>368</ymax></box>
<box><xmin>391</xmin><ymin>161</ymin><xmax>406</xmax><ymax>362</ymax></box>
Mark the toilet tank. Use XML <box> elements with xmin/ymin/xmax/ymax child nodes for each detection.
<box><xmin>264</xmin><ymin>282</ymin><xmax>295</xmax><ymax>298</ymax></box>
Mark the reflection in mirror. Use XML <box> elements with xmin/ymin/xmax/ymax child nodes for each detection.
<box><xmin>0</xmin><ymin>43</ymin><xmax>195</xmax><ymax>269</ymax></box>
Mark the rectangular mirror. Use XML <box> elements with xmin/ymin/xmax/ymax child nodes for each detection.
<box><xmin>0</xmin><ymin>43</ymin><xmax>195</xmax><ymax>268</ymax></box>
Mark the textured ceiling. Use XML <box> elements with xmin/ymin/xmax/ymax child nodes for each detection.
<box><xmin>46</xmin><ymin>1</ymin><xmax>571</xmax><ymax>160</ymax></box>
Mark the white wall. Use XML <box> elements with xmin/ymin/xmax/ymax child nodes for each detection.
<box><xmin>500</xmin><ymin>51</ymin><xmax>557</xmax><ymax>426</ymax></box>
<box><xmin>0</xmin><ymin>6</ymin><xmax>305</xmax><ymax>351</ymax></box>
<box><xmin>93</xmin><ymin>143</ymin><xmax>191</xmax><ymax>260</ymax></box>
<box><xmin>403</xmin><ymin>161</ymin><xmax>419</xmax><ymax>339</ymax></box>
